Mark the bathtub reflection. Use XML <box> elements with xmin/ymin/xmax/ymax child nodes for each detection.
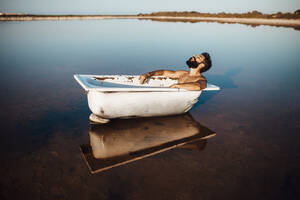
<box><xmin>80</xmin><ymin>113</ymin><xmax>216</xmax><ymax>174</ymax></box>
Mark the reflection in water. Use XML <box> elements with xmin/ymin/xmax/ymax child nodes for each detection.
<box><xmin>80</xmin><ymin>113</ymin><xmax>215</xmax><ymax>174</ymax></box>
<box><xmin>138</xmin><ymin>18</ymin><xmax>300</xmax><ymax>31</ymax></box>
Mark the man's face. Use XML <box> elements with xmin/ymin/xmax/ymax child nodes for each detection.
<box><xmin>186</xmin><ymin>54</ymin><xmax>205</xmax><ymax>68</ymax></box>
<box><xmin>192</xmin><ymin>55</ymin><xmax>205</xmax><ymax>63</ymax></box>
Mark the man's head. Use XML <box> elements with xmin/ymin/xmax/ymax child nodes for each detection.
<box><xmin>186</xmin><ymin>52</ymin><xmax>212</xmax><ymax>73</ymax></box>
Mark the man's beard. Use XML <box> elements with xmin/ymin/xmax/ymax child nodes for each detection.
<box><xmin>186</xmin><ymin>60</ymin><xmax>199</xmax><ymax>68</ymax></box>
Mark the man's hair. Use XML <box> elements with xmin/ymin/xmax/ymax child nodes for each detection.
<box><xmin>200</xmin><ymin>52</ymin><xmax>212</xmax><ymax>73</ymax></box>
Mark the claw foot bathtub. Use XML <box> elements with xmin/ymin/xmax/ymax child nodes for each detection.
<box><xmin>74</xmin><ymin>74</ymin><xmax>220</xmax><ymax>123</ymax></box>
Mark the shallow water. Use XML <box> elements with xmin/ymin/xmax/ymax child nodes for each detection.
<box><xmin>0</xmin><ymin>19</ymin><xmax>299</xmax><ymax>200</ymax></box>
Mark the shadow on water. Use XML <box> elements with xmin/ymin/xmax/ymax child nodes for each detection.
<box><xmin>194</xmin><ymin>67</ymin><xmax>241</xmax><ymax>107</ymax></box>
<box><xmin>80</xmin><ymin>113</ymin><xmax>216</xmax><ymax>174</ymax></box>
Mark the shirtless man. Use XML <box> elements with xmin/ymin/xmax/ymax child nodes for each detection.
<box><xmin>139</xmin><ymin>52</ymin><xmax>212</xmax><ymax>91</ymax></box>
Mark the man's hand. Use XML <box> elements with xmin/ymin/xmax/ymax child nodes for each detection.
<box><xmin>139</xmin><ymin>70</ymin><xmax>185</xmax><ymax>84</ymax></box>
<box><xmin>139</xmin><ymin>73</ymin><xmax>150</xmax><ymax>84</ymax></box>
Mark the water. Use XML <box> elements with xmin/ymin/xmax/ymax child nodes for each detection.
<box><xmin>0</xmin><ymin>19</ymin><xmax>299</xmax><ymax>199</ymax></box>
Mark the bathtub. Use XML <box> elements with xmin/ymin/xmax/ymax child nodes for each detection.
<box><xmin>74</xmin><ymin>74</ymin><xmax>220</xmax><ymax>122</ymax></box>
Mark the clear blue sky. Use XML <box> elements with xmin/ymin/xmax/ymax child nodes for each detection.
<box><xmin>0</xmin><ymin>0</ymin><xmax>299</xmax><ymax>14</ymax></box>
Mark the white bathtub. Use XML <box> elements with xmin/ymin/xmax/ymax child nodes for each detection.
<box><xmin>74</xmin><ymin>74</ymin><xmax>220</xmax><ymax>121</ymax></box>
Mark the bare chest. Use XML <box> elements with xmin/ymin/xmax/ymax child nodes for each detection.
<box><xmin>178</xmin><ymin>74</ymin><xmax>204</xmax><ymax>83</ymax></box>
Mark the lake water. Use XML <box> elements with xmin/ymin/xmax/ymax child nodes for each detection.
<box><xmin>0</xmin><ymin>19</ymin><xmax>299</xmax><ymax>200</ymax></box>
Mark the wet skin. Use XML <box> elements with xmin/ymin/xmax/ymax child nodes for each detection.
<box><xmin>139</xmin><ymin>54</ymin><xmax>208</xmax><ymax>91</ymax></box>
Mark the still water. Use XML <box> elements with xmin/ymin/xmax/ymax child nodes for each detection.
<box><xmin>0</xmin><ymin>19</ymin><xmax>299</xmax><ymax>200</ymax></box>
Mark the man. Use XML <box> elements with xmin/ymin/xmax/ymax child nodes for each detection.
<box><xmin>139</xmin><ymin>52</ymin><xmax>212</xmax><ymax>91</ymax></box>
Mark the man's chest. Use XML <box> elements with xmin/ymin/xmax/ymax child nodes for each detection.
<box><xmin>178</xmin><ymin>74</ymin><xmax>203</xmax><ymax>83</ymax></box>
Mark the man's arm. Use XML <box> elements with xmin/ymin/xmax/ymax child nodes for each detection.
<box><xmin>139</xmin><ymin>70</ymin><xmax>187</xmax><ymax>84</ymax></box>
<box><xmin>169</xmin><ymin>80</ymin><xmax>207</xmax><ymax>91</ymax></box>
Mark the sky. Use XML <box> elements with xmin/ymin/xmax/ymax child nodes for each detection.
<box><xmin>0</xmin><ymin>0</ymin><xmax>300</xmax><ymax>14</ymax></box>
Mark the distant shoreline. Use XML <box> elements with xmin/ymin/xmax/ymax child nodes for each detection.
<box><xmin>0</xmin><ymin>14</ymin><xmax>137</xmax><ymax>21</ymax></box>
<box><xmin>1</xmin><ymin>14</ymin><xmax>300</xmax><ymax>29</ymax></box>
<box><xmin>139</xmin><ymin>16</ymin><xmax>300</xmax><ymax>28</ymax></box>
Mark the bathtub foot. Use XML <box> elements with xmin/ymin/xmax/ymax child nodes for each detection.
<box><xmin>89</xmin><ymin>113</ymin><xmax>110</xmax><ymax>124</ymax></box>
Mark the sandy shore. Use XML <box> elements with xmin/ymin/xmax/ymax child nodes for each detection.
<box><xmin>1</xmin><ymin>15</ymin><xmax>300</xmax><ymax>28</ymax></box>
